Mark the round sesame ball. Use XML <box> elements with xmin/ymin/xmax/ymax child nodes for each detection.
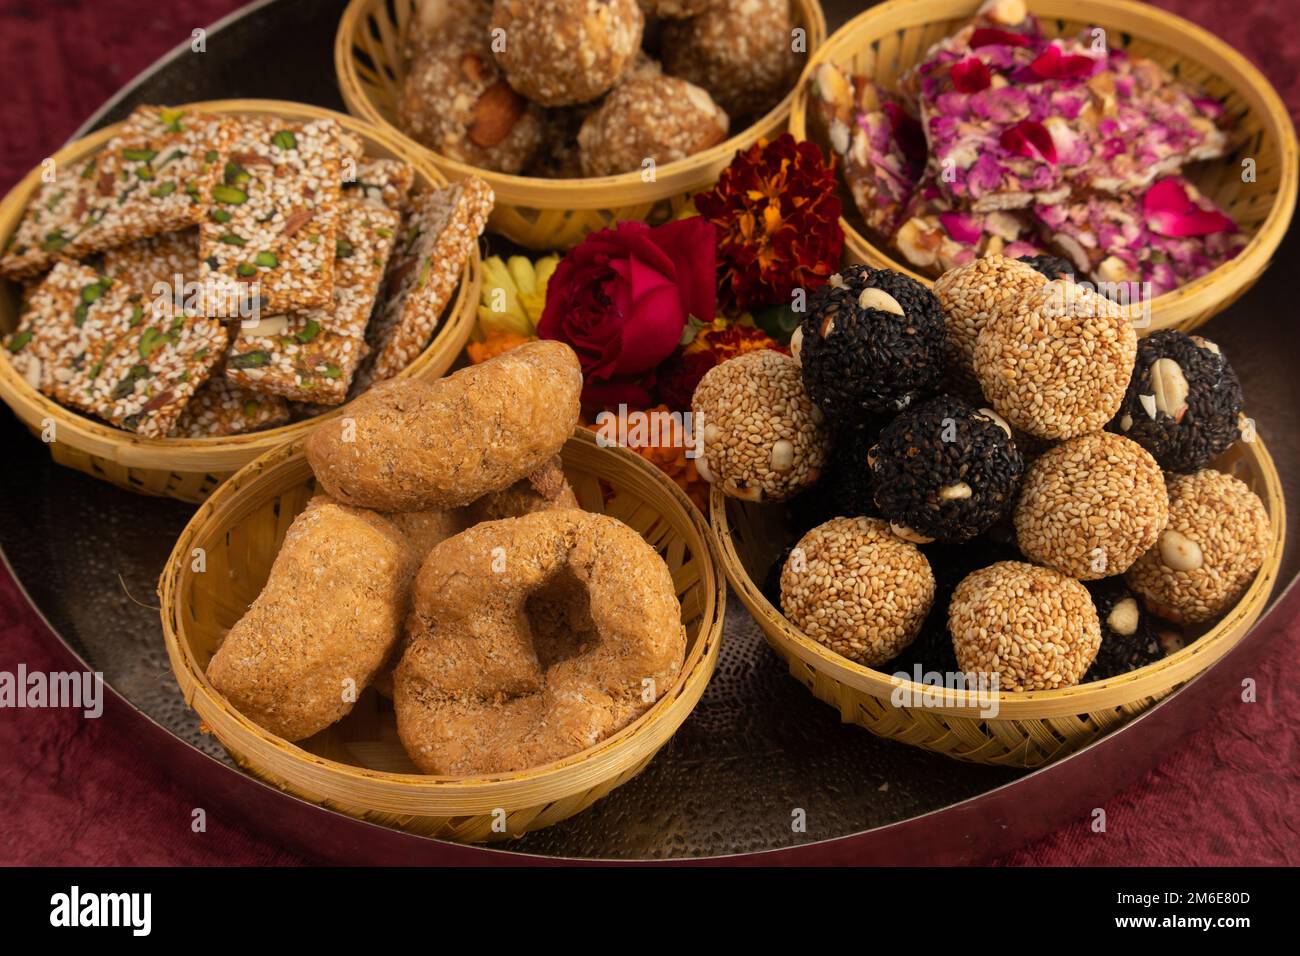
<box><xmin>780</xmin><ymin>516</ymin><xmax>936</xmax><ymax>667</ymax></box>
<box><xmin>577</xmin><ymin>74</ymin><xmax>729</xmax><ymax>177</ymax></box>
<box><xmin>948</xmin><ymin>561</ymin><xmax>1101</xmax><ymax>691</ymax></box>
<box><xmin>1082</xmin><ymin>578</ymin><xmax>1163</xmax><ymax>681</ymax></box>
<box><xmin>973</xmin><ymin>279</ymin><xmax>1137</xmax><ymax>440</ymax></box>
<box><xmin>1125</xmin><ymin>469</ymin><xmax>1271</xmax><ymax>625</ymax></box>
<box><xmin>869</xmin><ymin>395</ymin><xmax>1024</xmax><ymax>544</ymax></box>
<box><xmin>1014</xmin><ymin>432</ymin><xmax>1168</xmax><ymax>580</ymax></box>
<box><xmin>692</xmin><ymin>349</ymin><xmax>830</xmax><ymax>502</ymax></box>
<box><xmin>1110</xmin><ymin>331</ymin><xmax>1245</xmax><ymax>474</ymax></box>
<box><xmin>490</xmin><ymin>0</ymin><xmax>644</xmax><ymax>107</ymax></box>
<box><xmin>399</xmin><ymin>40</ymin><xmax>545</xmax><ymax>174</ymax></box>
<box><xmin>932</xmin><ymin>254</ymin><xmax>1045</xmax><ymax>389</ymax></box>
<box><xmin>660</xmin><ymin>0</ymin><xmax>801</xmax><ymax>120</ymax></box>
<box><xmin>798</xmin><ymin>265</ymin><xmax>949</xmax><ymax>421</ymax></box>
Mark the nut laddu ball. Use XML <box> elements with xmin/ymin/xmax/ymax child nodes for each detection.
<box><xmin>1110</xmin><ymin>331</ymin><xmax>1246</xmax><ymax>474</ymax></box>
<box><xmin>400</xmin><ymin>37</ymin><xmax>545</xmax><ymax>174</ymax></box>
<box><xmin>869</xmin><ymin>396</ymin><xmax>1024</xmax><ymax>544</ymax></box>
<box><xmin>1082</xmin><ymin>578</ymin><xmax>1163</xmax><ymax>682</ymax></box>
<box><xmin>1014</xmin><ymin>432</ymin><xmax>1169</xmax><ymax>580</ymax></box>
<box><xmin>491</xmin><ymin>0</ymin><xmax>644</xmax><ymax>107</ymax></box>
<box><xmin>692</xmin><ymin>349</ymin><xmax>830</xmax><ymax>501</ymax></box>
<box><xmin>949</xmin><ymin>561</ymin><xmax>1102</xmax><ymax>691</ymax></box>
<box><xmin>577</xmin><ymin>74</ymin><xmax>728</xmax><ymax>176</ymax></box>
<box><xmin>974</xmin><ymin>279</ymin><xmax>1136</xmax><ymax>440</ymax></box>
<box><xmin>798</xmin><ymin>265</ymin><xmax>948</xmax><ymax>421</ymax></box>
<box><xmin>660</xmin><ymin>0</ymin><xmax>801</xmax><ymax>120</ymax></box>
<box><xmin>1125</xmin><ymin>469</ymin><xmax>1271</xmax><ymax>625</ymax></box>
<box><xmin>781</xmin><ymin>516</ymin><xmax>935</xmax><ymax>667</ymax></box>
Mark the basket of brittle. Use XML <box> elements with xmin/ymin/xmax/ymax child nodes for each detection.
<box><xmin>0</xmin><ymin>100</ymin><xmax>484</xmax><ymax>503</ymax></box>
<box><xmin>789</xmin><ymin>0</ymin><xmax>1298</xmax><ymax>333</ymax></box>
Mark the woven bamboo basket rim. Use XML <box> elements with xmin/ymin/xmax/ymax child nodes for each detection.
<box><xmin>787</xmin><ymin>0</ymin><xmax>1300</xmax><ymax>334</ymax></box>
<box><xmin>158</xmin><ymin>427</ymin><xmax>725</xmax><ymax>816</ymax></box>
<box><xmin>334</xmin><ymin>0</ymin><xmax>829</xmax><ymax>210</ymax></box>
<box><xmin>0</xmin><ymin>98</ymin><xmax>479</xmax><ymax>475</ymax></box>
<box><xmin>711</xmin><ymin>435</ymin><xmax>1285</xmax><ymax>720</ymax></box>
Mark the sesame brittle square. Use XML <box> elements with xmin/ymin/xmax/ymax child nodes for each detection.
<box><xmin>198</xmin><ymin>118</ymin><xmax>344</xmax><ymax>315</ymax></box>
<box><xmin>170</xmin><ymin>376</ymin><xmax>290</xmax><ymax>437</ymax></box>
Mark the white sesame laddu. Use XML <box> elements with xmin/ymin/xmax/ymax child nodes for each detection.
<box><xmin>198</xmin><ymin>117</ymin><xmax>344</xmax><ymax>315</ymax></box>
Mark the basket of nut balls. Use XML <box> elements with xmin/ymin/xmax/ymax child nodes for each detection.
<box><xmin>336</xmin><ymin>0</ymin><xmax>827</xmax><ymax>250</ymax></box>
<box><xmin>789</xmin><ymin>0</ymin><xmax>1298</xmax><ymax>334</ymax></box>
<box><xmin>160</xmin><ymin>341</ymin><xmax>724</xmax><ymax>842</ymax></box>
<box><xmin>702</xmin><ymin>257</ymin><xmax>1283</xmax><ymax>768</ymax></box>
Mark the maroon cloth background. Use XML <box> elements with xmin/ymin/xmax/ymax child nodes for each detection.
<box><xmin>0</xmin><ymin>0</ymin><xmax>1297</xmax><ymax>866</ymax></box>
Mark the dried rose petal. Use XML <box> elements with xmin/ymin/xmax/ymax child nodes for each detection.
<box><xmin>970</xmin><ymin>28</ymin><xmax>1033</xmax><ymax>49</ymax></box>
<box><xmin>939</xmin><ymin>211</ymin><xmax>984</xmax><ymax>244</ymax></box>
<box><xmin>1026</xmin><ymin>44</ymin><xmax>1097</xmax><ymax>80</ymax></box>
<box><xmin>951</xmin><ymin>57</ymin><xmax>992</xmax><ymax>93</ymax></box>
<box><xmin>999</xmin><ymin>119</ymin><xmax>1057</xmax><ymax>164</ymax></box>
<box><xmin>1143</xmin><ymin>178</ymin><xmax>1236</xmax><ymax>237</ymax></box>
<box><xmin>882</xmin><ymin>101</ymin><xmax>927</xmax><ymax>162</ymax></box>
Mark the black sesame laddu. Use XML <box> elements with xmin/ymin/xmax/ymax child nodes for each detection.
<box><xmin>1109</xmin><ymin>330</ymin><xmax>1245</xmax><ymax>473</ymax></box>
<box><xmin>1017</xmin><ymin>254</ymin><xmax>1076</xmax><ymax>281</ymax></box>
<box><xmin>797</xmin><ymin>266</ymin><xmax>947</xmax><ymax>420</ymax></box>
<box><xmin>868</xmin><ymin>395</ymin><xmax>1024</xmax><ymax>544</ymax></box>
<box><xmin>1083</xmin><ymin>578</ymin><xmax>1163</xmax><ymax>681</ymax></box>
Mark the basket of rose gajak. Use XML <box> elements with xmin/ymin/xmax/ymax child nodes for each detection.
<box><xmin>160</xmin><ymin>340</ymin><xmax>724</xmax><ymax>843</ymax></box>
<box><xmin>459</xmin><ymin>131</ymin><xmax>846</xmax><ymax>515</ymax></box>
<box><xmin>698</xmin><ymin>246</ymin><xmax>1282</xmax><ymax>766</ymax></box>
<box><xmin>790</xmin><ymin>0</ymin><xmax>1297</xmax><ymax>333</ymax></box>
<box><xmin>0</xmin><ymin>101</ymin><xmax>484</xmax><ymax>502</ymax></box>
<box><xmin>336</xmin><ymin>0</ymin><xmax>827</xmax><ymax>250</ymax></box>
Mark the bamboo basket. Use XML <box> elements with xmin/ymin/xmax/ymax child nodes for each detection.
<box><xmin>712</xmin><ymin>437</ymin><xmax>1285</xmax><ymax>768</ymax></box>
<box><xmin>788</xmin><ymin>0</ymin><xmax>1299</xmax><ymax>334</ymax></box>
<box><xmin>159</xmin><ymin>428</ymin><xmax>725</xmax><ymax>842</ymax></box>
<box><xmin>0</xmin><ymin>100</ymin><xmax>479</xmax><ymax>504</ymax></box>
<box><xmin>335</xmin><ymin>0</ymin><xmax>828</xmax><ymax>250</ymax></box>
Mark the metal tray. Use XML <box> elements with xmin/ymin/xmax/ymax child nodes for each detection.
<box><xmin>1</xmin><ymin>0</ymin><xmax>1295</xmax><ymax>864</ymax></box>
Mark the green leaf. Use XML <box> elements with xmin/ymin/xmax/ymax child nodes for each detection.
<box><xmin>752</xmin><ymin>303</ymin><xmax>802</xmax><ymax>346</ymax></box>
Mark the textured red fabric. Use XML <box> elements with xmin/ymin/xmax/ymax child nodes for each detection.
<box><xmin>0</xmin><ymin>0</ymin><xmax>1297</xmax><ymax>866</ymax></box>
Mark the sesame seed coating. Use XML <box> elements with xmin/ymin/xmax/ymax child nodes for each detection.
<box><xmin>1014</xmin><ymin>432</ymin><xmax>1168</xmax><ymax>580</ymax></box>
<box><xmin>1125</xmin><ymin>469</ymin><xmax>1270</xmax><ymax>625</ymax></box>
<box><xmin>491</xmin><ymin>0</ymin><xmax>644</xmax><ymax>107</ymax></box>
<box><xmin>692</xmin><ymin>349</ymin><xmax>830</xmax><ymax>502</ymax></box>
<box><xmin>932</xmin><ymin>254</ymin><xmax>1045</xmax><ymax>389</ymax></box>
<box><xmin>871</xmin><ymin>395</ymin><xmax>1025</xmax><ymax>544</ymax></box>
<box><xmin>780</xmin><ymin>516</ymin><xmax>935</xmax><ymax>667</ymax></box>
<box><xmin>577</xmin><ymin>74</ymin><xmax>729</xmax><ymax>176</ymax></box>
<box><xmin>661</xmin><ymin>0</ymin><xmax>801</xmax><ymax>120</ymax></box>
<box><xmin>949</xmin><ymin>560</ymin><xmax>1101</xmax><ymax>691</ymax></box>
<box><xmin>638</xmin><ymin>0</ymin><xmax>720</xmax><ymax>16</ymax></box>
<box><xmin>974</xmin><ymin>279</ymin><xmax>1137</xmax><ymax>440</ymax></box>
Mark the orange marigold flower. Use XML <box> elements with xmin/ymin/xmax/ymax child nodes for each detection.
<box><xmin>467</xmin><ymin>331</ymin><xmax>534</xmax><ymax>364</ymax></box>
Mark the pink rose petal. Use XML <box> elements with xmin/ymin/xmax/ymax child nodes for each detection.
<box><xmin>999</xmin><ymin>119</ymin><xmax>1057</xmax><ymax>164</ymax></box>
<box><xmin>1143</xmin><ymin>178</ymin><xmax>1237</xmax><ymax>238</ymax></box>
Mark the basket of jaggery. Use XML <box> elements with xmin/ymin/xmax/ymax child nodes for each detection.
<box><xmin>0</xmin><ymin>100</ymin><xmax>481</xmax><ymax>503</ymax></box>
<box><xmin>159</xmin><ymin>341</ymin><xmax>724</xmax><ymax>842</ymax></box>
<box><xmin>788</xmin><ymin>0</ymin><xmax>1298</xmax><ymax>333</ymax></box>
<box><xmin>695</xmin><ymin>256</ymin><xmax>1284</xmax><ymax>769</ymax></box>
<box><xmin>335</xmin><ymin>0</ymin><xmax>827</xmax><ymax>250</ymax></box>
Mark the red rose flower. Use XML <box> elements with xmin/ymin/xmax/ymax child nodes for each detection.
<box><xmin>538</xmin><ymin>218</ymin><xmax>717</xmax><ymax>406</ymax></box>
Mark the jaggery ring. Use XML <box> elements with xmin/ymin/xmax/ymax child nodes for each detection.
<box><xmin>305</xmin><ymin>340</ymin><xmax>582</xmax><ymax>512</ymax></box>
<box><xmin>394</xmin><ymin>509</ymin><xmax>686</xmax><ymax>775</ymax></box>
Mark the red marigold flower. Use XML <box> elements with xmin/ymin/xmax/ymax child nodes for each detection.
<box><xmin>694</xmin><ymin>133</ymin><xmax>844</xmax><ymax>312</ymax></box>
